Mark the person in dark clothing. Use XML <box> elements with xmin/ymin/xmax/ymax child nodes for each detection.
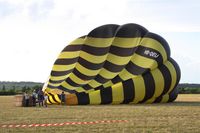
<box><xmin>61</xmin><ymin>91</ymin><xmax>66</xmax><ymax>105</ymax></box>
<box><xmin>38</xmin><ymin>89</ymin><xmax>44</xmax><ymax>107</ymax></box>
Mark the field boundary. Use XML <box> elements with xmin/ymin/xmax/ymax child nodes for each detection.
<box><xmin>1</xmin><ymin>120</ymin><xmax>128</xmax><ymax>128</ymax></box>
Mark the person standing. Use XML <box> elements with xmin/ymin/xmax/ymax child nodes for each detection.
<box><xmin>24</xmin><ymin>91</ymin><xmax>30</xmax><ymax>107</ymax></box>
<box><xmin>37</xmin><ymin>89</ymin><xmax>44</xmax><ymax>107</ymax></box>
<box><xmin>44</xmin><ymin>93</ymin><xmax>48</xmax><ymax>107</ymax></box>
<box><xmin>32</xmin><ymin>90</ymin><xmax>37</xmax><ymax>106</ymax></box>
<box><xmin>60</xmin><ymin>91</ymin><xmax>66</xmax><ymax>105</ymax></box>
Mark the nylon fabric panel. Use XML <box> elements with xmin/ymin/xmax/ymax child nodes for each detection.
<box><xmin>47</xmin><ymin>82</ymin><xmax>61</xmax><ymax>88</ymax></box>
<box><xmin>111</xmin><ymin>75</ymin><xmax>123</xmax><ymax>84</ymax></box>
<box><xmin>52</xmin><ymin>64</ymin><xmax>76</xmax><ymax>71</ymax></box>
<box><xmin>48</xmin><ymin>95</ymin><xmax>57</xmax><ymax>104</ymax></box>
<box><xmin>145</xmin><ymin>32</ymin><xmax>170</xmax><ymax>58</ymax></box>
<box><xmin>89</xmin><ymin>90</ymin><xmax>101</xmax><ymax>104</ymax></box>
<box><xmin>146</xmin><ymin>69</ymin><xmax>164</xmax><ymax>103</ymax></box>
<box><xmin>99</xmin><ymin>68</ymin><xmax>121</xmax><ymax>79</ymax></box>
<box><xmin>106</xmin><ymin>53</ymin><xmax>133</xmax><ymax>65</ymax></box>
<box><xmin>47</xmin><ymin>97</ymin><xmax>53</xmax><ymax>104</ymax></box>
<box><xmin>65</xmin><ymin>77</ymin><xmax>84</xmax><ymax>87</ymax></box>
<box><xmin>103</xmin><ymin>61</ymin><xmax>125</xmax><ymax>72</ymax></box>
<box><xmin>94</xmin><ymin>85</ymin><xmax>104</xmax><ymax>91</ymax></box>
<box><xmin>135</xmin><ymin>46</ymin><xmax>163</xmax><ymax>66</ymax></box>
<box><xmin>131</xmin><ymin>54</ymin><xmax>158</xmax><ymax>70</ymax></box>
<box><xmin>73</xmin><ymin>68</ymin><xmax>96</xmax><ymax>80</ymax></box>
<box><xmin>49</xmin><ymin>79</ymin><xmax>65</xmax><ymax>84</ymax></box>
<box><xmin>122</xmin><ymin>79</ymin><xmax>134</xmax><ymax>104</ymax></box>
<box><xmin>77</xmin><ymin>92</ymin><xmax>90</xmax><ymax>105</ymax></box>
<box><xmin>161</xmin><ymin>94</ymin><xmax>169</xmax><ymax>103</ymax></box>
<box><xmin>85</xmin><ymin>89</ymin><xmax>95</xmax><ymax>93</ymax></box>
<box><xmin>165</xmin><ymin>60</ymin><xmax>177</xmax><ymax>94</ymax></box>
<box><xmin>55</xmin><ymin>58</ymin><xmax>79</xmax><ymax>65</ymax></box>
<box><xmin>153</xmin><ymin>62</ymin><xmax>173</xmax><ymax>103</ymax></box>
<box><xmin>115</xmin><ymin>24</ymin><xmax>148</xmax><ymax>38</ymax></box>
<box><xmin>61</xmin><ymin>81</ymin><xmax>78</xmax><ymax>90</ymax></box>
<box><xmin>79</xmin><ymin>51</ymin><xmax>108</xmax><ymax>64</ymax></box>
<box><xmin>57</xmin><ymin>85</ymin><xmax>77</xmax><ymax>93</ymax></box>
<box><xmin>158</xmin><ymin>63</ymin><xmax>172</xmax><ymax>96</ymax></box>
<box><xmin>75</xmin><ymin>63</ymin><xmax>100</xmax><ymax>76</ymax></box>
<box><xmin>111</xmin><ymin>37</ymin><xmax>142</xmax><ymax>48</ymax></box>
<box><xmin>88</xmin><ymin>80</ymin><xmax>102</xmax><ymax>88</ymax></box>
<box><xmin>169</xmin><ymin>58</ymin><xmax>181</xmax><ymax>88</ymax></box>
<box><xmin>62</xmin><ymin>45</ymin><xmax>82</xmax><ymax>51</ymax></box>
<box><xmin>67</xmin><ymin>73</ymin><xmax>90</xmax><ymax>86</ymax></box>
<box><xmin>100</xmin><ymin>87</ymin><xmax>112</xmax><ymax>104</ymax></box>
<box><xmin>87</xmin><ymin>24</ymin><xmax>119</xmax><ymax>38</ymax></box>
<box><xmin>78</xmin><ymin>57</ymin><xmax>104</xmax><ymax>70</ymax></box>
<box><xmin>111</xmin><ymin>82</ymin><xmax>124</xmax><ymax>104</ymax></box>
<box><xmin>140</xmin><ymin>37</ymin><xmax>168</xmax><ymax>62</ymax></box>
<box><xmin>54</xmin><ymin>94</ymin><xmax>61</xmax><ymax>103</ymax></box>
<box><xmin>58</xmin><ymin>51</ymin><xmax>80</xmax><ymax>59</ymax></box>
<box><xmin>47</xmin><ymin>84</ymin><xmax>58</xmax><ymax>89</ymax></box>
<box><xmin>131</xmin><ymin>76</ymin><xmax>145</xmax><ymax>103</ymax></box>
<box><xmin>82</xmin><ymin>84</ymin><xmax>93</xmax><ymax>91</ymax></box>
<box><xmin>168</xmin><ymin>88</ymin><xmax>178</xmax><ymax>102</ymax></box>
<box><xmin>109</xmin><ymin>46</ymin><xmax>136</xmax><ymax>56</ymax></box>
<box><xmin>118</xmin><ymin>69</ymin><xmax>137</xmax><ymax>81</ymax></box>
<box><xmin>126</xmin><ymin>61</ymin><xmax>149</xmax><ymax>75</ymax></box>
<box><xmin>84</xmin><ymin>37</ymin><xmax>114</xmax><ymax>47</ymax></box>
<box><xmin>94</xmin><ymin>75</ymin><xmax>109</xmax><ymax>83</ymax></box>
<box><xmin>139</xmin><ymin>72</ymin><xmax>155</xmax><ymax>103</ymax></box>
<box><xmin>103</xmin><ymin>81</ymin><xmax>114</xmax><ymax>88</ymax></box>
<box><xmin>51</xmin><ymin>69</ymin><xmax>73</xmax><ymax>77</ymax></box>
<box><xmin>49</xmin><ymin>75</ymin><xmax>68</xmax><ymax>81</ymax></box>
<box><xmin>75</xmin><ymin>88</ymin><xmax>88</xmax><ymax>93</ymax></box>
<box><xmin>81</xmin><ymin>45</ymin><xmax>109</xmax><ymax>56</ymax></box>
<box><xmin>46</xmin><ymin>88</ymin><xmax>62</xmax><ymax>95</ymax></box>
<box><xmin>69</xmin><ymin>38</ymin><xmax>85</xmax><ymax>45</ymax></box>
<box><xmin>167</xmin><ymin>58</ymin><xmax>181</xmax><ymax>102</ymax></box>
<box><xmin>154</xmin><ymin>96</ymin><xmax>163</xmax><ymax>103</ymax></box>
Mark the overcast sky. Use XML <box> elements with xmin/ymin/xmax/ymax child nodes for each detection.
<box><xmin>0</xmin><ymin>0</ymin><xmax>200</xmax><ymax>83</ymax></box>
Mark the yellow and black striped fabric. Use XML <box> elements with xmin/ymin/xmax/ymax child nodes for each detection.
<box><xmin>44</xmin><ymin>23</ymin><xmax>181</xmax><ymax>105</ymax></box>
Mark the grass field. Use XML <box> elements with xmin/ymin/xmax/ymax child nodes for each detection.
<box><xmin>0</xmin><ymin>94</ymin><xmax>200</xmax><ymax>133</ymax></box>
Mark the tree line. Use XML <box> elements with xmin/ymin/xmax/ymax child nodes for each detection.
<box><xmin>0</xmin><ymin>81</ymin><xmax>43</xmax><ymax>95</ymax></box>
<box><xmin>177</xmin><ymin>83</ymin><xmax>200</xmax><ymax>94</ymax></box>
<box><xmin>0</xmin><ymin>82</ymin><xmax>200</xmax><ymax>95</ymax></box>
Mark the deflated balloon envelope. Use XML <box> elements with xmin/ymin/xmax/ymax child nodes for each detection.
<box><xmin>44</xmin><ymin>23</ymin><xmax>181</xmax><ymax>105</ymax></box>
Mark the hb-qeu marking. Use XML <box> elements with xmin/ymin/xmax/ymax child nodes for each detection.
<box><xmin>144</xmin><ymin>50</ymin><xmax>159</xmax><ymax>58</ymax></box>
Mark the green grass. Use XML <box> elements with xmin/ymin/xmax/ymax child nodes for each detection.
<box><xmin>0</xmin><ymin>94</ymin><xmax>200</xmax><ymax>133</ymax></box>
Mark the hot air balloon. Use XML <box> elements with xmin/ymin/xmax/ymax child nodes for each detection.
<box><xmin>43</xmin><ymin>23</ymin><xmax>181</xmax><ymax>105</ymax></box>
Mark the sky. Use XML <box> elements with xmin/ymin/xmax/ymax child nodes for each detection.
<box><xmin>0</xmin><ymin>0</ymin><xmax>200</xmax><ymax>83</ymax></box>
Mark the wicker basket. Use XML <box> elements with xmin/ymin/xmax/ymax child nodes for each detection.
<box><xmin>15</xmin><ymin>95</ymin><xmax>24</xmax><ymax>107</ymax></box>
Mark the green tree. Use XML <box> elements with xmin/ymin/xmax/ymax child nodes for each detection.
<box><xmin>2</xmin><ymin>85</ymin><xmax>6</xmax><ymax>92</ymax></box>
<box><xmin>22</xmin><ymin>86</ymin><xmax>27</xmax><ymax>92</ymax></box>
<box><xmin>26</xmin><ymin>87</ymin><xmax>31</xmax><ymax>93</ymax></box>
<box><xmin>32</xmin><ymin>85</ymin><xmax>42</xmax><ymax>92</ymax></box>
<box><xmin>12</xmin><ymin>86</ymin><xmax>16</xmax><ymax>91</ymax></box>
